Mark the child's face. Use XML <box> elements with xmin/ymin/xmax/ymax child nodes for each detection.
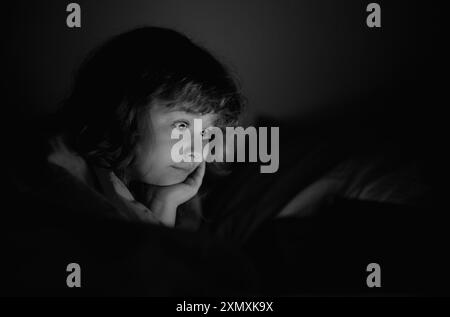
<box><xmin>129</xmin><ymin>103</ymin><xmax>218</xmax><ymax>186</ymax></box>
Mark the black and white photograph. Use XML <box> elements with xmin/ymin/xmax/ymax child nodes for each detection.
<box><xmin>1</xmin><ymin>0</ymin><xmax>447</xmax><ymax>301</ymax></box>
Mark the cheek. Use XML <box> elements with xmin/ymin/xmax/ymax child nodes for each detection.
<box><xmin>154</xmin><ymin>136</ymin><xmax>177</xmax><ymax>163</ymax></box>
<box><xmin>136</xmin><ymin>136</ymin><xmax>176</xmax><ymax>170</ymax></box>
<box><xmin>131</xmin><ymin>125</ymin><xmax>190</xmax><ymax>182</ymax></box>
<box><xmin>154</xmin><ymin>132</ymin><xmax>185</xmax><ymax>163</ymax></box>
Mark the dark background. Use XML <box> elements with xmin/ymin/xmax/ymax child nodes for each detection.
<box><xmin>3</xmin><ymin>0</ymin><xmax>446</xmax><ymax>125</ymax></box>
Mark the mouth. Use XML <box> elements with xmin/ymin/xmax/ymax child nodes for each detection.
<box><xmin>170</xmin><ymin>164</ymin><xmax>197</xmax><ymax>172</ymax></box>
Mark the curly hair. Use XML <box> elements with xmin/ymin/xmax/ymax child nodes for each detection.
<box><xmin>52</xmin><ymin>26</ymin><xmax>245</xmax><ymax>182</ymax></box>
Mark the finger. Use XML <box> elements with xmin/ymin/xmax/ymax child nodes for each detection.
<box><xmin>183</xmin><ymin>162</ymin><xmax>203</xmax><ymax>187</ymax></box>
<box><xmin>184</xmin><ymin>161</ymin><xmax>206</xmax><ymax>187</ymax></box>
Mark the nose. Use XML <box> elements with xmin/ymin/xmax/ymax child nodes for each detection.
<box><xmin>174</xmin><ymin>125</ymin><xmax>209</xmax><ymax>163</ymax></box>
<box><xmin>179</xmin><ymin>129</ymin><xmax>206</xmax><ymax>162</ymax></box>
<box><xmin>182</xmin><ymin>151</ymin><xmax>202</xmax><ymax>162</ymax></box>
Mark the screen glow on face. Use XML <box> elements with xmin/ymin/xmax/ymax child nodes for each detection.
<box><xmin>129</xmin><ymin>104</ymin><xmax>218</xmax><ymax>186</ymax></box>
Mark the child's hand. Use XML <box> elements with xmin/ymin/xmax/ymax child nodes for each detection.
<box><xmin>148</xmin><ymin>162</ymin><xmax>206</xmax><ymax>226</ymax></box>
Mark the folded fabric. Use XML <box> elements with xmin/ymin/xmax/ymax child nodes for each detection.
<box><xmin>46</xmin><ymin>135</ymin><xmax>162</xmax><ymax>225</ymax></box>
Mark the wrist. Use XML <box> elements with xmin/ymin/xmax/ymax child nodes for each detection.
<box><xmin>150</xmin><ymin>198</ymin><xmax>178</xmax><ymax>227</ymax></box>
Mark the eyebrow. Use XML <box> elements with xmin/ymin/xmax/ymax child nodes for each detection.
<box><xmin>167</xmin><ymin>108</ymin><xmax>217</xmax><ymax>120</ymax></box>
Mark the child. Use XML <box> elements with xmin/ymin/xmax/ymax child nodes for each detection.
<box><xmin>46</xmin><ymin>26</ymin><xmax>244</xmax><ymax>228</ymax></box>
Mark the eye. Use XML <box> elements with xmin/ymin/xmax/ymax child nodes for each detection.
<box><xmin>173</xmin><ymin>121</ymin><xmax>189</xmax><ymax>131</ymax></box>
<box><xmin>202</xmin><ymin>127</ymin><xmax>214</xmax><ymax>141</ymax></box>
